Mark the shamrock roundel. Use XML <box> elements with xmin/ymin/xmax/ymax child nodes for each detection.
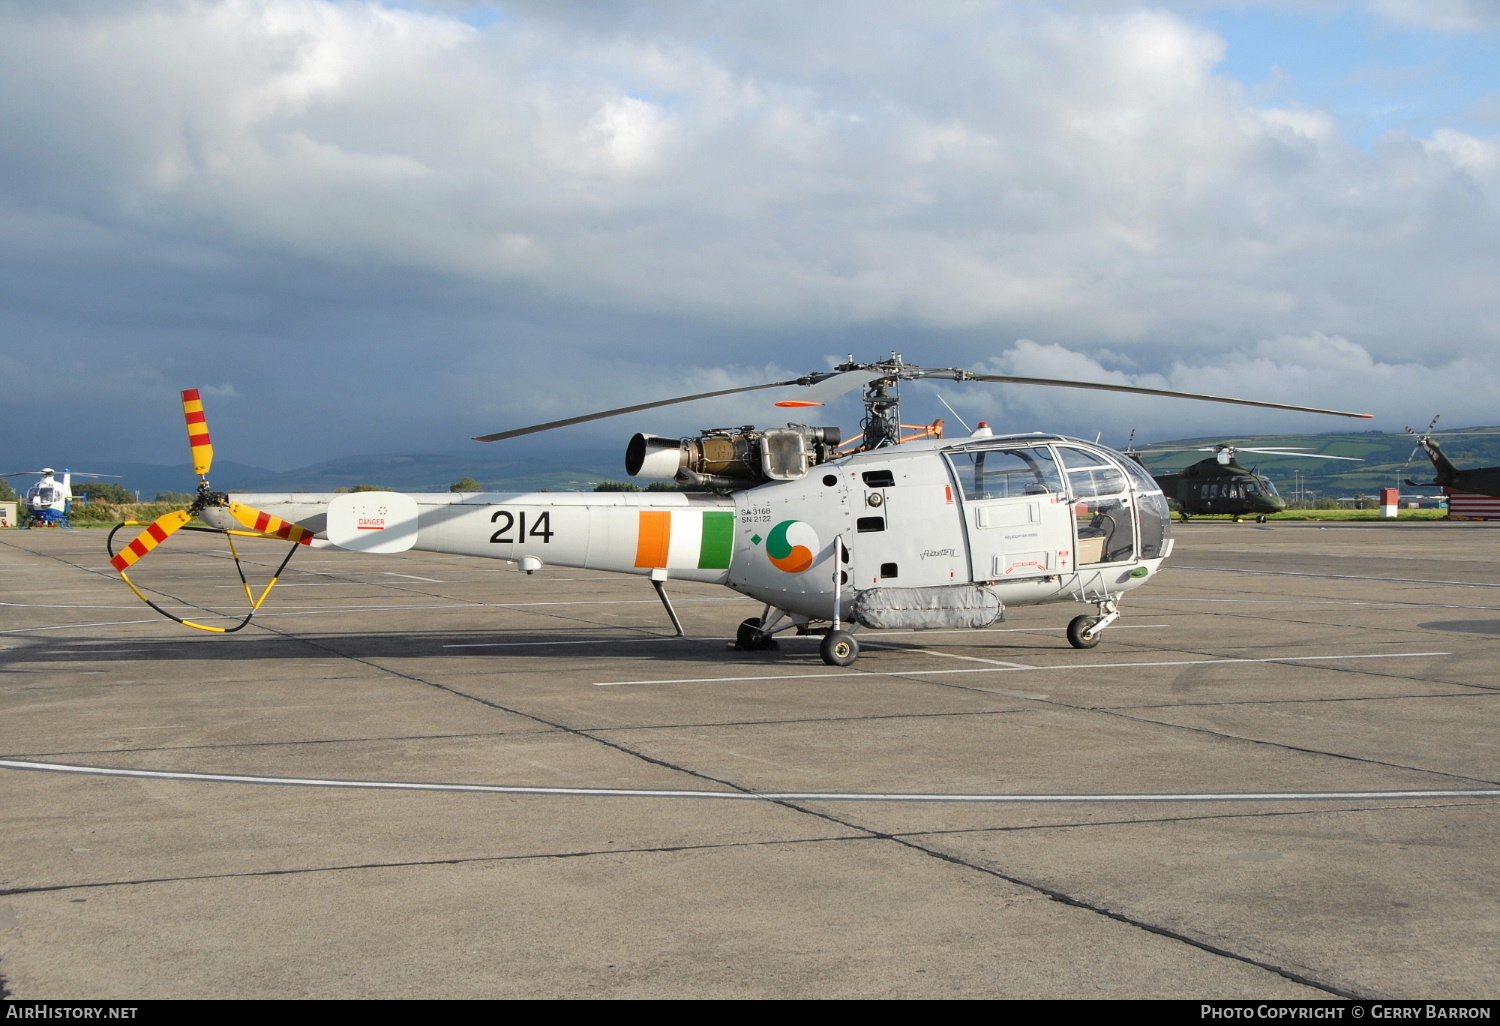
<box><xmin>766</xmin><ymin>519</ymin><xmax>818</xmax><ymax>573</ymax></box>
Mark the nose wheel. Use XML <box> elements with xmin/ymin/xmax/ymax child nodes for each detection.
<box><xmin>1066</xmin><ymin>615</ymin><xmax>1102</xmax><ymax>649</ymax></box>
<box><xmin>1067</xmin><ymin>597</ymin><xmax>1120</xmax><ymax>649</ymax></box>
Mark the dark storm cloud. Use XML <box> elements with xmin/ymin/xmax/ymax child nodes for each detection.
<box><xmin>0</xmin><ymin>0</ymin><xmax>1496</xmax><ymax>471</ymax></box>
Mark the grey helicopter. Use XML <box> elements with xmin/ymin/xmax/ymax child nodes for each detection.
<box><xmin>109</xmin><ymin>357</ymin><xmax>1372</xmax><ymax>663</ymax></box>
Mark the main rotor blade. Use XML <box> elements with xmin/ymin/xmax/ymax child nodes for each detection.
<box><xmin>182</xmin><ymin>388</ymin><xmax>214</xmax><ymax>477</ymax></box>
<box><xmin>473</xmin><ymin>379</ymin><xmax>806</xmax><ymax>442</ymax></box>
<box><xmin>962</xmin><ymin>374</ymin><xmax>1374</xmax><ymax>419</ymax></box>
<box><xmin>1233</xmin><ymin>448</ymin><xmax>1362</xmax><ymax>461</ymax></box>
<box><xmin>229</xmin><ymin>502</ymin><xmax>316</xmax><ymax>545</ymax></box>
<box><xmin>775</xmin><ymin>370</ymin><xmax>882</xmax><ymax>408</ymax></box>
<box><xmin>110</xmin><ymin>510</ymin><xmax>192</xmax><ymax>572</ymax></box>
<box><xmin>1413</xmin><ymin>430</ymin><xmax>1500</xmax><ymax>438</ymax></box>
<box><xmin>3</xmin><ymin>470</ymin><xmax>120</xmax><ymax>478</ymax></box>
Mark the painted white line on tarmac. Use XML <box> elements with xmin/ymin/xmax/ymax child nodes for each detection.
<box><xmin>0</xmin><ymin>596</ymin><xmax>755</xmax><ymax>634</ymax></box>
<box><xmin>0</xmin><ymin>618</ymin><xmax>168</xmax><ymax>634</ymax></box>
<box><xmin>443</xmin><ymin>628</ymin><xmax>1172</xmax><ymax>650</ymax></box>
<box><xmin>866</xmin><ymin>646</ymin><xmax>1036</xmax><ymax>669</ymax></box>
<box><xmin>384</xmin><ymin>573</ymin><xmax>444</xmax><ymax>583</ymax></box>
<box><xmin>1175</xmin><ymin>566</ymin><xmax>1500</xmax><ymax>590</ymax></box>
<box><xmin>593</xmin><ymin>651</ymin><xmax>1451</xmax><ymax>687</ymax></box>
<box><xmin>2</xmin><ymin>759</ymin><xmax>1494</xmax><ymax>805</ymax></box>
<box><xmin>1</xmin><ymin>602</ymin><xmax>158</xmax><ymax>610</ymax></box>
<box><xmin>856</xmin><ymin>624</ymin><xmax>1169</xmax><ymax>638</ymax></box>
<box><xmin>446</xmin><ymin>636</ymin><xmax>726</xmax><ymax>648</ymax></box>
<box><xmin>445</xmin><ymin>624</ymin><xmax>1174</xmax><ymax>650</ymax></box>
<box><xmin>212</xmin><ymin>583</ymin><xmax>349</xmax><ymax>588</ymax></box>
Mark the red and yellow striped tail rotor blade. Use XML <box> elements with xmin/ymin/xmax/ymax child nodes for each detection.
<box><xmin>110</xmin><ymin>510</ymin><xmax>192</xmax><ymax>572</ymax></box>
<box><xmin>181</xmin><ymin>388</ymin><xmax>214</xmax><ymax>477</ymax></box>
<box><xmin>229</xmin><ymin>503</ymin><xmax>315</xmax><ymax>545</ymax></box>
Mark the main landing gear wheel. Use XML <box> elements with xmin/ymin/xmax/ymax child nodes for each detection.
<box><xmin>1256</xmin><ymin>514</ymin><xmax>1268</xmax><ymax>523</ymax></box>
<box><xmin>735</xmin><ymin>616</ymin><xmax>778</xmax><ymax>651</ymax></box>
<box><xmin>820</xmin><ymin>630</ymin><xmax>859</xmax><ymax>666</ymax></box>
<box><xmin>1067</xmin><ymin>615</ymin><xmax>1103</xmax><ymax>649</ymax></box>
<box><xmin>1179</xmin><ymin>512</ymin><xmax>1192</xmax><ymax>522</ymax></box>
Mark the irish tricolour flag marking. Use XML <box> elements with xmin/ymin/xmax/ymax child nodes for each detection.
<box><xmin>634</xmin><ymin>510</ymin><xmax>735</xmax><ymax>570</ymax></box>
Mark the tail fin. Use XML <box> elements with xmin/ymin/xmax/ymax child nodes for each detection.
<box><xmin>1419</xmin><ymin>438</ymin><xmax>1460</xmax><ymax>486</ymax></box>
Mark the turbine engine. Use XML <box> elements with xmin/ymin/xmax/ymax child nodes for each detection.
<box><xmin>627</xmin><ymin>425</ymin><xmax>843</xmax><ymax>489</ymax></box>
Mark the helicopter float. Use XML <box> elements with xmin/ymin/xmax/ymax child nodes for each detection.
<box><xmin>1127</xmin><ymin>443</ymin><xmax>1362</xmax><ymax>522</ymax></box>
<box><xmin>107</xmin><ymin>360</ymin><xmax>1372</xmax><ymax>663</ymax></box>
<box><xmin>3</xmin><ymin>468</ymin><xmax>122</xmax><ymax>528</ymax></box>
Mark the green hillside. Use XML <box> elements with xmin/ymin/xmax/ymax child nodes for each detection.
<box><xmin>52</xmin><ymin>428</ymin><xmax>1500</xmax><ymax>501</ymax></box>
<box><xmin>1131</xmin><ymin>427</ymin><xmax>1500</xmax><ymax>500</ymax></box>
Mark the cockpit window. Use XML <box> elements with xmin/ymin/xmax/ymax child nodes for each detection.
<box><xmin>947</xmin><ymin>446</ymin><xmax>1064</xmax><ymax>500</ymax></box>
<box><xmin>1117</xmin><ymin>453</ymin><xmax>1162</xmax><ymax>494</ymax></box>
<box><xmin>1055</xmin><ymin>446</ymin><xmax>1109</xmax><ymax>471</ymax></box>
<box><xmin>1055</xmin><ymin>446</ymin><xmax>1126</xmax><ymax>499</ymax></box>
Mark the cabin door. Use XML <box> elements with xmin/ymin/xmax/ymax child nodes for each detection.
<box><xmin>946</xmin><ymin>445</ymin><xmax>1074</xmax><ymax>581</ymax></box>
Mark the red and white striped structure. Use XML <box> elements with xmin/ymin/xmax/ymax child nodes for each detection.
<box><xmin>1380</xmin><ymin>487</ymin><xmax>1399</xmax><ymax>518</ymax></box>
<box><xmin>1445</xmin><ymin>488</ymin><xmax>1500</xmax><ymax>520</ymax></box>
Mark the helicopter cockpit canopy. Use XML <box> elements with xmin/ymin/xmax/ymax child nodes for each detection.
<box><xmin>938</xmin><ymin>436</ymin><xmax>1172</xmax><ymax>564</ymax></box>
<box><xmin>29</xmin><ymin>484</ymin><xmax>58</xmax><ymax>507</ymax></box>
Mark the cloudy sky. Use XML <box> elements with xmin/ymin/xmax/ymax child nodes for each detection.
<box><xmin>2</xmin><ymin>0</ymin><xmax>1498</xmax><ymax>471</ymax></box>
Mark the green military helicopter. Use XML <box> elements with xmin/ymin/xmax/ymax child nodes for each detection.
<box><xmin>1128</xmin><ymin>442</ymin><xmax>1361</xmax><ymax>522</ymax></box>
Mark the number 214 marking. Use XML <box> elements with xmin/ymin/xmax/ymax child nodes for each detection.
<box><xmin>490</xmin><ymin>509</ymin><xmax>554</xmax><ymax>544</ymax></box>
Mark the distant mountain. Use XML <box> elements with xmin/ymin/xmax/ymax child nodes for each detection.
<box><xmin>29</xmin><ymin>460</ymin><xmax>279</xmax><ymax>501</ymax></box>
<box><xmin>237</xmin><ymin>450</ymin><xmax>624</xmax><ymax>493</ymax></box>
<box><xmin>47</xmin><ymin>427</ymin><xmax>1500</xmax><ymax>502</ymax></box>
<box><xmin>56</xmin><ymin>448</ymin><xmax>628</xmax><ymax>498</ymax></box>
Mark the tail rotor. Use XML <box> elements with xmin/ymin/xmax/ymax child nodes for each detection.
<box><xmin>108</xmin><ymin>389</ymin><xmax>313</xmax><ymax>632</ymax></box>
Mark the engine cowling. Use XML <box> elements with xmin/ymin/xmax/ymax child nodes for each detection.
<box><xmin>626</xmin><ymin>425</ymin><xmax>843</xmax><ymax>487</ymax></box>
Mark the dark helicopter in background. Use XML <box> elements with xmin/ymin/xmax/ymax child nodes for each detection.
<box><xmin>1128</xmin><ymin>443</ymin><xmax>1361</xmax><ymax>522</ymax></box>
<box><xmin>1404</xmin><ymin>418</ymin><xmax>1500</xmax><ymax>497</ymax></box>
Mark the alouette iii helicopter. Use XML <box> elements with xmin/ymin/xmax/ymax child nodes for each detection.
<box><xmin>108</xmin><ymin>359</ymin><xmax>1372</xmax><ymax>663</ymax></box>
<box><xmin>3</xmin><ymin>468</ymin><xmax>122</xmax><ymax>528</ymax></box>
<box><xmin>1128</xmin><ymin>443</ymin><xmax>1362</xmax><ymax>522</ymax></box>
